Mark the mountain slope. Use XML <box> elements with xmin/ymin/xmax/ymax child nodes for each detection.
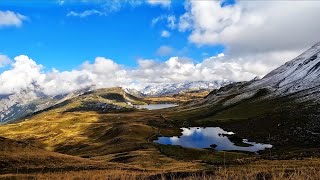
<box><xmin>0</xmin><ymin>136</ymin><xmax>108</xmax><ymax>174</ymax></box>
<box><xmin>1</xmin><ymin>80</ymin><xmax>230</xmax><ymax>123</ymax></box>
<box><xmin>0</xmin><ymin>88</ymin><xmax>146</xmax><ymax>152</ymax></box>
<box><xmin>198</xmin><ymin>42</ymin><xmax>320</xmax><ymax>108</ymax></box>
<box><xmin>0</xmin><ymin>87</ymin><xmax>202</xmax><ymax>172</ymax></box>
<box><xmin>0</xmin><ymin>85</ymin><xmax>93</xmax><ymax>124</ymax></box>
<box><xmin>165</xmin><ymin>42</ymin><xmax>320</xmax><ymax>153</ymax></box>
<box><xmin>249</xmin><ymin>42</ymin><xmax>320</xmax><ymax>98</ymax></box>
<box><xmin>1</xmin><ymin>44</ymin><xmax>320</xmax><ymax>175</ymax></box>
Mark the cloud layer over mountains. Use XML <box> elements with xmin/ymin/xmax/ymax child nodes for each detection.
<box><xmin>0</xmin><ymin>54</ymin><xmax>261</xmax><ymax>96</ymax></box>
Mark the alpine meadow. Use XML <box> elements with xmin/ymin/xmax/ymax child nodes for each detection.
<box><xmin>0</xmin><ymin>1</ymin><xmax>320</xmax><ymax>179</ymax></box>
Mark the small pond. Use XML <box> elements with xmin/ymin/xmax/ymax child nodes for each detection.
<box><xmin>138</xmin><ymin>104</ymin><xmax>178</xmax><ymax>110</ymax></box>
<box><xmin>154</xmin><ymin>127</ymin><xmax>272</xmax><ymax>153</ymax></box>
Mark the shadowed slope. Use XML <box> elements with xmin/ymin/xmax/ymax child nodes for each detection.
<box><xmin>0</xmin><ymin>136</ymin><xmax>111</xmax><ymax>174</ymax></box>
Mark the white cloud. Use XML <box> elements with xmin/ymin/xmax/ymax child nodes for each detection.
<box><xmin>0</xmin><ymin>11</ymin><xmax>27</xmax><ymax>27</ymax></box>
<box><xmin>152</xmin><ymin>15</ymin><xmax>176</xmax><ymax>29</ymax></box>
<box><xmin>170</xmin><ymin>0</ymin><xmax>320</xmax><ymax>80</ymax></box>
<box><xmin>166</xmin><ymin>15</ymin><xmax>176</xmax><ymax>29</ymax></box>
<box><xmin>131</xmin><ymin>55</ymin><xmax>258</xmax><ymax>85</ymax></box>
<box><xmin>0</xmin><ymin>51</ymin><xmax>301</xmax><ymax>96</ymax></box>
<box><xmin>57</xmin><ymin>0</ymin><xmax>65</xmax><ymax>5</ymax></box>
<box><xmin>151</xmin><ymin>16</ymin><xmax>161</xmax><ymax>26</ymax></box>
<box><xmin>2</xmin><ymin>1</ymin><xmax>318</xmax><ymax>96</ymax></box>
<box><xmin>0</xmin><ymin>49</ymin><xmax>307</xmax><ymax>96</ymax></box>
<box><xmin>67</xmin><ymin>10</ymin><xmax>105</xmax><ymax>18</ymax></box>
<box><xmin>67</xmin><ymin>0</ymin><xmax>170</xmax><ymax>18</ymax></box>
<box><xmin>67</xmin><ymin>0</ymin><xmax>144</xmax><ymax>17</ymax></box>
<box><xmin>0</xmin><ymin>55</ymin><xmax>11</xmax><ymax>67</ymax></box>
<box><xmin>179</xmin><ymin>1</ymin><xmax>320</xmax><ymax>54</ymax></box>
<box><xmin>0</xmin><ymin>56</ymin><xmax>129</xmax><ymax>96</ymax></box>
<box><xmin>41</xmin><ymin>57</ymin><xmax>130</xmax><ymax>95</ymax></box>
<box><xmin>156</xmin><ymin>45</ymin><xmax>174</xmax><ymax>56</ymax></box>
<box><xmin>147</xmin><ymin>0</ymin><xmax>171</xmax><ymax>7</ymax></box>
<box><xmin>0</xmin><ymin>55</ymin><xmax>44</xmax><ymax>95</ymax></box>
<box><xmin>0</xmin><ymin>54</ymin><xmax>261</xmax><ymax>96</ymax></box>
<box><xmin>161</xmin><ymin>30</ymin><xmax>170</xmax><ymax>38</ymax></box>
<box><xmin>220</xmin><ymin>50</ymin><xmax>303</xmax><ymax>77</ymax></box>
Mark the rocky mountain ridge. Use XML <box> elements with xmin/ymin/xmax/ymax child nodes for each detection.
<box><xmin>126</xmin><ymin>80</ymin><xmax>231</xmax><ymax>97</ymax></box>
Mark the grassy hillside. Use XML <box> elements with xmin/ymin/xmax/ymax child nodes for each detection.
<box><xmin>0</xmin><ymin>88</ymin><xmax>205</xmax><ymax>174</ymax></box>
<box><xmin>143</xmin><ymin>90</ymin><xmax>211</xmax><ymax>104</ymax></box>
<box><xmin>164</xmin><ymin>85</ymin><xmax>320</xmax><ymax>156</ymax></box>
<box><xmin>0</xmin><ymin>136</ymin><xmax>130</xmax><ymax>174</ymax></box>
<box><xmin>0</xmin><ymin>87</ymin><xmax>319</xmax><ymax>179</ymax></box>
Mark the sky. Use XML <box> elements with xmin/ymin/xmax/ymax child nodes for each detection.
<box><xmin>0</xmin><ymin>0</ymin><xmax>320</xmax><ymax>96</ymax></box>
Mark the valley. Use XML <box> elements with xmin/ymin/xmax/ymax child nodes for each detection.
<box><xmin>1</xmin><ymin>44</ymin><xmax>320</xmax><ymax>179</ymax></box>
<box><xmin>0</xmin><ymin>88</ymin><xmax>319</xmax><ymax>179</ymax></box>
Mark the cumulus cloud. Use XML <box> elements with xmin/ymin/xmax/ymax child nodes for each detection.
<box><xmin>0</xmin><ymin>11</ymin><xmax>27</xmax><ymax>27</ymax></box>
<box><xmin>0</xmin><ymin>55</ymin><xmax>44</xmax><ymax>95</ymax></box>
<box><xmin>166</xmin><ymin>0</ymin><xmax>320</xmax><ymax>80</ymax></box>
<box><xmin>0</xmin><ymin>54</ymin><xmax>273</xmax><ymax>96</ymax></box>
<box><xmin>161</xmin><ymin>30</ymin><xmax>170</xmax><ymax>38</ymax></box>
<box><xmin>147</xmin><ymin>0</ymin><xmax>171</xmax><ymax>7</ymax></box>
<box><xmin>178</xmin><ymin>0</ymin><xmax>320</xmax><ymax>54</ymax></box>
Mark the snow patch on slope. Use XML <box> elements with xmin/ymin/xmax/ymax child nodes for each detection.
<box><xmin>248</xmin><ymin>42</ymin><xmax>320</xmax><ymax>96</ymax></box>
<box><xmin>126</xmin><ymin>80</ymin><xmax>231</xmax><ymax>96</ymax></box>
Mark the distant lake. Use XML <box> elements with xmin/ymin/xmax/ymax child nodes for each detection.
<box><xmin>138</xmin><ymin>104</ymin><xmax>178</xmax><ymax>110</ymax></box>
<box><xmin>154</xmin><ymin>127</ymin><xmax>272</xmax><ymax>153</ymax></box>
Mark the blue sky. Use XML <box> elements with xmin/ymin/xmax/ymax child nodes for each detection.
<box><xmin>0</xmin><ymin>0</ymin><xmax>231</xmax><ymax>71</ymax></box>
<box><xmin>0</xmin><ymin>0</ymin><xmax>318</xmax><ymax>96</ymax></box>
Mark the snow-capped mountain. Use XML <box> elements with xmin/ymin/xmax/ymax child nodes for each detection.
<box><xmin>127</xmin><ymin>80</ymin><xmax>231</xmax><ymax>97</ymax></box>
<box><xmin>5</xmin><ymin>41</ymin><xmax>319</xmax><ymax>124</ymax></box>
<box><xmin>250</xmin><ymin>42</ymin><xmax>320</xmax><ymax>96</ymax></box>
<box><xmin>206</xmin><ymin>42</ymin><xmax>320</xmax><ymax>104</ymax></box>
<box><xmin>0</xmin><ymin>85</ymin><xmax>92</xmax><ymax>124</ymax></box>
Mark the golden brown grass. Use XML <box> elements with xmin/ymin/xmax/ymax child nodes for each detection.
<box><xmin>0</xmin><ymin>103</ymin><xmax>202</xmax><ymax>173</ymax></box>
<box><xmin>1</xmin><ymin>158</ymin><xmax>320</xmax><ymax>180</ymax></box>
<box><xmin>144</xmin><ymin>90</ymin><xmax>210</xmax><ymax>104</ymax></box>
<box><xmin>1</xmin><ymin>88</ymin><xmax>320</xmax><ymax>180</ymax></box>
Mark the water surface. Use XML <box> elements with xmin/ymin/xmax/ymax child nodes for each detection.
<box><xmin>138</xmin><ymin>104</ymin><xmax>178</xmax><ymax>110</ymax></box>
<box><xmin>155</xmin><ymin>127</ymin><xmax>272</xmax><ymax>153</ymax></box>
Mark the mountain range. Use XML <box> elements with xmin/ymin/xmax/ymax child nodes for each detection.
<box><xmin>0</xmin><ymin>42</ymin><xmax>320</xmax><ymax>177</ymax></box>
<box><xmin>0</xmin><ymin>80</ymin><xmax>230</xmax><ymax>123</ymax></box>
<box><xmin>128</xmin><ymin>80</ymin><xmax>231</xmax><ymax>97</ymax></box>
<box><xmin>172</xmin><ymin>42</ymin><xmax>320</xmax><ymax>151</ymax></box>
<box><xmin>1</xmin><ymin>42</ymin><xmax>320</xmax><ymax>125</ymax></box>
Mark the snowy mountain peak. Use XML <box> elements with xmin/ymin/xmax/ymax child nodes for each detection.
<box><xmin>127</xmin><ymin>80</ymin><xmax>232</xmax><ymax>96</ymax></box>
<box><xmin>250</xmin><ymin>42</ymin><xmax>320</xmax><ymax>95</ymax></box>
